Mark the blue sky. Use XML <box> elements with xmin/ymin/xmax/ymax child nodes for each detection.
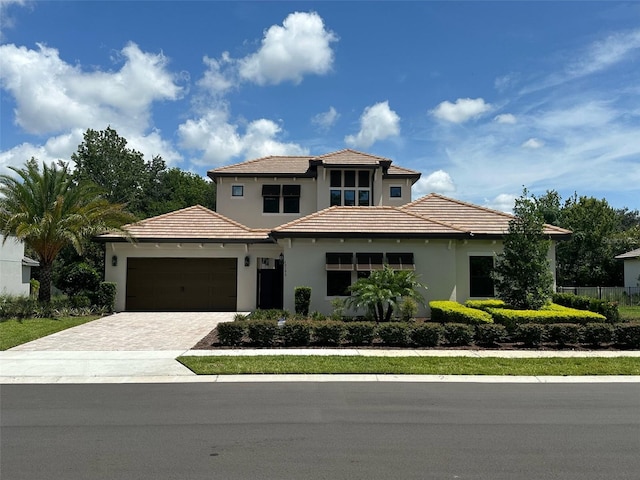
<box><xmin>1</xmin><ymin>1</ymin><xmax>639</xmax><ymax>212</ymax></box>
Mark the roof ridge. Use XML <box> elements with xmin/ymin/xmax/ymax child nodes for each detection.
<box><xmin>208</xmin><ymin>154</ymin><xmax>313</xmax><ymax>173</ymax></box>
<box><xmin>315</xmin><ymin>149</ymin><xmax>391</xmax><ymax>162</ymax></box>
<box><xmin>126</xmin><ymin>204</ymin><xmax>207</xmax><ymax>228</ymax></box>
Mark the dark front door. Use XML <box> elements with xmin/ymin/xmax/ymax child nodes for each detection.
<box><xmin>257</xmin><ymin>260</ymin><xmax>283</xmax><ymax>309</ymax></box>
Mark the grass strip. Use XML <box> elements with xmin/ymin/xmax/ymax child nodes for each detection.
<box><xmin>178</xmin><ymin>355</ymin><xmax>640</xmax><ymax>376</ymax></box>
<box><xmin>619</xmin><ymin>306</ymin><xmax>640</xmax><ymax>321</ymax></box>
<box><xmin>0</xmin><ymin>316</ymin><xmax>100</xmax><ymax>350</ymax></box>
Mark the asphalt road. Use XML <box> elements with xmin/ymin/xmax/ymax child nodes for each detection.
<box><xmin>1</xmin><ymin>383</ymin><xmax>639</xmax><ymax>479</ymax></box>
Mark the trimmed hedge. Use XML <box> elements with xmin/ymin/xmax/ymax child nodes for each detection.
<box><xmin>344</xmin><ymin>322</ymin><xmax>376</xmax><ymax>346</ymax></box>
<box><xmin>312</xmin><ymin>321</ymin><xmax>345</xmax><ymax>346</ymax></box>
<box><xmin>488</xmin><ymin>304</ymin><xmax>606</xmax><ymax>330</ymax></box>
<box><xmin>429</xmin><ymin>301</ymin><xmax>493</xmax><ymax>325</ymax></box>
<box><xmin>514</xmin><ymin>323</ymin><xmax>545</xmax><ymax>347</ymax></box>
<box><xmin>411</xmin><ymin>323</ymin><xmax>444</xmax><ymax>347</ymax></box>
<box><xmin>443</xmin><ymin>323</ymin><xmax>475</xmax><ymax>346</ymax></box>
<box><xmin>552</xmin><ymin>293</ymin><xmax>620</xmax><ymax>323</ymax></box>
<box><xmin>377</xmin><ymin>322</ymin><xmax>411</xmax><ymax>346</ymax></box>
<box><xmin>464</xmin><ymin>299</ymin><xmax>506</xmax><ymax>311</ymax></box>
<box><xmin>246</xmin><ymin>320</ymin><xmax>279</xmax><ymax>347</ymax></box>
<box><xmin>281</xmin><ymin>321</ymin><xmax>312</xmax><ymax>346</ymax></box>
<box><xmin>581</xmin><ymin>323</ymin><xmax>614</xmax><ymax>347</ymax></box>
<box><xmin>545</xmin><ymin>323</ymin><xmax>581</xmax><ymax>347</ymax></box>
<box><xmin>216</xmin><ymin>322</ymin><xmax>245</xmax><ymax>346</ymax></box>
<box><xmin>474</xmin><ymin>323</ymin><xmax>508</xmax><ymax>345</ymax></box>
<box><xmin>614</xmin><ymin>323</ymin><xmax>640</xmax><ymax>348</ymax></box>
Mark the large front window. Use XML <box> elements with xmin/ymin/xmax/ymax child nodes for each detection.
<box><xmin>262</xmin><ymin>184</ymin><xmax>301</xmax><ymax>213</ymax></box>
<box><xmin>469</xmin><ymin>256</ymin><xmax>495</xmax><ymax>297</ymax></box>
<box><xmin>329</xmin><ymin>170</ymin><xmax>372</xmax><ymax>206</ymax></box>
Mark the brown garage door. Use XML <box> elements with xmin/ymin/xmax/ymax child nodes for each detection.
<box><xmin>125</xmin><ymin>258</ymin><xmax>237</xmax><ymax>311</ymax></box>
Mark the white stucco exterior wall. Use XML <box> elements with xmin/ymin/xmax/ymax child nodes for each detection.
<box><xmin>623</xmin><ymin>258</ymin><xmax>640</xmax><ymax>288</ymax></box>
<box><xmin>0</xmin><ymin>237</ymin><xmax>31</xmax><ymax>296</ymax></box>
<box><xmin>104</xmin><ymin>241</ymin><xmax>282</xmax><ymax>312</ymax></box>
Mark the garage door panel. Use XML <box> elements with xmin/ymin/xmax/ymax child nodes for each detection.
<box><xmin>125</xmin><ymin>258</ymin><xmax>237</xmax><ymax>311</ymax></box>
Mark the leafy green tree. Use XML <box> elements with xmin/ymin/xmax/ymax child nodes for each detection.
<box><xmin>345</xmin><ymin>266</ymin><xmax>426</xmax><ymax>322</ymax></box>
<box><xmin>0</xmin><ymin>159</ymin><xmax>134</xmax><ymax>302</ymax></box>
<box><xmin>492</xmin><ymin>189</ymin><xmax>554</xmax><ymax>309</ymax></box>
<box><xmin>533</xmin><ymin>190</ymin><xmax>562</xmax><ymax>226</ymax></box>
<box><xmin>143</xmin><ymin>168</ymin><xmax>216</xmax><ymax>217</ymax></box>
<box><xmin>556</xmin><ymin>195</ymin><xmax>620</xmax><ymax>286</ymax></box>
<box><xmin>71</xmin><ymin>127</ymin><xmax>166</xmax><ymax>217</ymax></box>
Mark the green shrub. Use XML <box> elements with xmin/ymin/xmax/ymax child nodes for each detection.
<box><xmin>545</xmin><ymin>323</ymin><xmax>581</xmax><ymax>347</ymax></box>
<box><xmin>71</xmin><ymin>294</ymin><xmax>92</xmax><ymax>309</ymax></box>
<box><xmin>614</xmin><ymin>323</ymin><xmax>640</xmax><ymax>348</ymax></box>
<box><xmin>581</xmin><ymin>323</ymin><xmax>614</xmax><ymax>347</ymax></box>
<box><xmin>246</xmin><ymin>320</ymin><xmax>278</xmax><ymax>347</ymax></box>
<box><xmin>411</xmin><ymin>323</ymin><xmax>443</xmax><ymax>347</ymax></box>
<box><xmin>443</xmin><ymin>323</ymin><xmax>474</xmax><ymax>346</ymax></box>
<box><xmin>474</xmin><ymin>323</ymin><xmax>508</xmax><ymax>345</ymax></box>
<box><xmin>281</xmin><ymin>321</ymin><xmax>312</xmax><ymax>346</ymax></box>
<box><xmin>399</xmin><ymin>296</ymin><xmax>418</xmax><ymax>321</ymax></box>
<box><xmin>216</xmin><ymin>322</ymin><xmax>246</xmax><ymax>346</ymax></box>
<box><xmin>95</xmin><ymin>282</ymin><xmax>117</xmax><ymax>312</ymax></box>
<box><xmin>248</xmin><ymin>309</ymin><xmax>290</xmax><ymax>321</ymax></box>
<box><xmin>294</xmin><ymin>287</ymin><xmax>312</xmax><ymax>316</ymax></box>
<box><xmin>514</xmin><ymin>323</ymin><xmax>545</xmax><ymax>347</ymax></box>
<box><xmin>429</xmin><ymin>301</ymin><xmax>493</xmax><ymax>325</ymax></box>
<box><xmin>377</xmin><ymin>323</ymin><xmax>411</xmax><ymax>347</ymax></box>
<box><xmin>344</xmin><ymin>322</ymin><xmax>377</xmax><ymax>345</ymax></box>
<box><xmin>234</xmin><ymin>313</ymin><xmax>248</xmax><ymax>321</ymax></box>
<box><xmin>310</xmin><ymin>311</ymin><xmax>327</xmax><ymax>321</ymax></box>
<box><xmin>312</xmin><ymin>321</ymin><xmax>345</xmax><ymax>346</ymax></box>
<box><xmin>489</xmin><ymin>304</ymin><xmax>606</xmax><ymax>331</ymax></box>
<box><xmin>552</xmin><ymin>293</ymin><xmax>619</xmax><ymax>323</ymax></box>
<box><xmin>464</xmin><ymin>299</ymin><xmax>506</xmax><ymax>311</ymax></box>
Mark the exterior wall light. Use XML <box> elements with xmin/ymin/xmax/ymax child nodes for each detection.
<box><xmin>111</xmin><ymin>255</ymin><xmax>118</xmax><ymax>267</ymax></box>
<box><xmin>244</xmin><ymin>255</ymin><xmax>250</xmax><ymax>267</ymax></box>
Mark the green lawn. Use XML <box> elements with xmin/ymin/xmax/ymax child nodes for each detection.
<box><xmin>0</xmin><ymin>316</ymin><xmax>100</xmax><ymax>350</ymax></box>
<box><xmin>619</xmin><ymin>306</ymin><xmax>640</xmax><ymax>321</ymax></box>
<box><xmin>178</xmin><ymin>355</ymin><xmax>640</xmax><ymax>376</ymax></box>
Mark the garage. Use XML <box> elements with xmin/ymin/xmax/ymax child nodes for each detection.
<box><xmin>125</xmin><ymin>258</ymin><xmax>237</xmax><ymax>311</ymax></box>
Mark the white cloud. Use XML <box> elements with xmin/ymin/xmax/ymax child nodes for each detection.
<box><xmin>484</xmin><ymin>194</ymin><xmax>517</xmax><ymax>214</ymax></box>
<box><xmin>345</xmin><ymin>101</ymin><xmax>400</xmax><ymax>149</ymax></box>
<box><xmin>412</xmin><ymin>170</ymin><xmax>456</xmax><ymax>198</ymax></box>
<box><xmin>522</xmin><ymin>138</ymin><xmax>544</xmax><ymax>149</ymax></box>
<box><xmin>494</xmin><ymin>113</ymin><xmax>517</xmax><ymax>124</ymax></box>
<box><xmin>567</xmin><ymin>29</ymin><xmax>640</xmax><ymax>78</ymax></box>
<box><xmin>198</xmin><ymin>53</ymin><xmax>235</xmax><ymax>96</ymax></box>
<box><xmin>431</xmin><ymin>97</ymin><xmax>492</xmax><ymax>123</ymax></box>
<box><xmin>178</xmin><ymin>109</ymin><xmax>308</xmax><ymax>165</ymax></box>
<box><xmin>0</xmin><ymin>42</ymin><xmax>183</xmax><ymax>135</ymax></box>
<box><xmin>238</xmin><ymin>11</ymin><xmax>337</xmax><ymax>86</ymax></box>
<box><xmin>311</xmin><ymin>106</ymin><xmax>339</xmax><ymax>130</ymax></box>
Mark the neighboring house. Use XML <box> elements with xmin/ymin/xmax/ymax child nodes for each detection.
<box><xmin>615</xmin><ymin>248</ymin><xmax>640</xmax><ymax>289</ymax></box>
<box><xmin>97</xmin><ymin>149</ymin><xmax>571</xmax><ymax>314</ymax></box>
<box><xmin>0</xmin><ymin>237</ymin><xmax>39</xmax><ymax>296</ymax></box>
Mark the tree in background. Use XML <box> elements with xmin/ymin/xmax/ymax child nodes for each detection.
<box><xmin>0</xmin><ymin>159</ymin><xmax>134</xmax><ymax>302</ymax></box>
<box><xmin>492</xmin><ymin>189</ymin><xmax>554</xmax><ymax>310</ymax></box>
<box><xmin>533</xmin><ymin>190</ymin><xmax>640</xmax><ymax>287</ymax></box>
<box><xmin>71</xmin><ymin>127</ymin><xmax>216</xmax><ymax>219</ymax></box>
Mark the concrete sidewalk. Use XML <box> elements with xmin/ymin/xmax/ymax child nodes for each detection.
<box><xmin>2</xmin><ymin>347</ymin><xmax>639</xmax><ymax>384</ymax></box>
<box><xmin>1</xmin><ymin>311</ymin><xmax>639</xmax><ymax>384</ymax></box>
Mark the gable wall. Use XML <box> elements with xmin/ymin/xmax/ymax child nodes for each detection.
<box><xmin>216</xmin><ymin>177</ymin><xmax>317</xmax><ymax>229</ymax></box>
<box><xmin>623</xmin><ymin>258</ymin><xmax>640</xmax><ymax>288</ymax></box>
<box><xmin>0</xmin><ymin>237</ymin><xmax>30</xmax><ymax>296</ymax></box>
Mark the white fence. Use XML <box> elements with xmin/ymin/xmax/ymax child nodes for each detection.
<box><xmin>556</xmin><ymin>286</ymin><xmax>640</xmax><ymax>306</ymax></box>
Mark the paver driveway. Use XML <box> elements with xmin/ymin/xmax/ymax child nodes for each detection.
<box><xmin>10</xmin><ymin>312</ymin><xmax>236</xmax><ymax>351</ymax></box>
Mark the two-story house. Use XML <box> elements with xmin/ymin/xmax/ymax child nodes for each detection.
<box><xmin>98</xmin><ymin>149</ymin><xmax>570</xmax><ymax>315</ymax></box>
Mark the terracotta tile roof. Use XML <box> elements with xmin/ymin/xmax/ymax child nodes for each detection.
<box><xmin>207</xmin><ymin>149</ymin><xmax>420</xmax><ymax>179</ymax></box>
<box><xmin>97</xmin><ymin>205</ymin><xmax>270</xmax><ymax>242</ymax></box>
<box><xmin>615</xmin><ymin>248</ymin><xmax>640</xmax><ymax>259</ymax></box>
<box><xmin>402</xmin><ymin>193</ymin><xmax>572</xmax><ymax>237</ymax></box>
<box><xmin>272</xmin><ymin>206</ymin><xmax>468</xmax><ymax>237</ymax></box>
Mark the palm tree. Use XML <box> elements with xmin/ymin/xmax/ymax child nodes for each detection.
<box><xmin>0</xmin><ymin>159</ymin><xmax>134</xmax><ymax>303</ymax></box>
<box><xmin>345</xmin><ymin>266</ymin><xmax>427</xmax><ymax>322</ymax></box>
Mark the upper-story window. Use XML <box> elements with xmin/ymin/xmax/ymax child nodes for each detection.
<box><xmin>262</xmin><ymin>184</ymin><xmax>300</xmax><ymax>214</ymax></box>
<box><xmin>390</xmin><ymin>186</ymin><xmax>402</xmax><ymax>198</ymax></box>
<box><xmin>231</xmin><ymin>185</ymin><xmax>244</xmax><ymax>197</ymax></box>
<box><xmin>330</xmin><ymin>170</ymin><xmax>371</xmax><ymax>207</ymax></box>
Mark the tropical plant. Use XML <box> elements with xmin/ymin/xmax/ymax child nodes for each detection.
<box><xmin>345</xmin><ymin>266</ymin><xmax>426</xmax><ymax>322</ymax></box>
<box><xmin>0</xmin><ymin>159</ymin><xmax>134</xmax><ymax>303</ymax></box>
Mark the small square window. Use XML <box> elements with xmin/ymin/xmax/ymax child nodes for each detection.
<box><xmin>390</xmin><ymin>186</ymin><xmax>402</xmax><ymax>198</ymax></box>
<box><xmin>231</xmin><ymin>185</ymin><xmax>244</xmax><ymax>197</ymax></box>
